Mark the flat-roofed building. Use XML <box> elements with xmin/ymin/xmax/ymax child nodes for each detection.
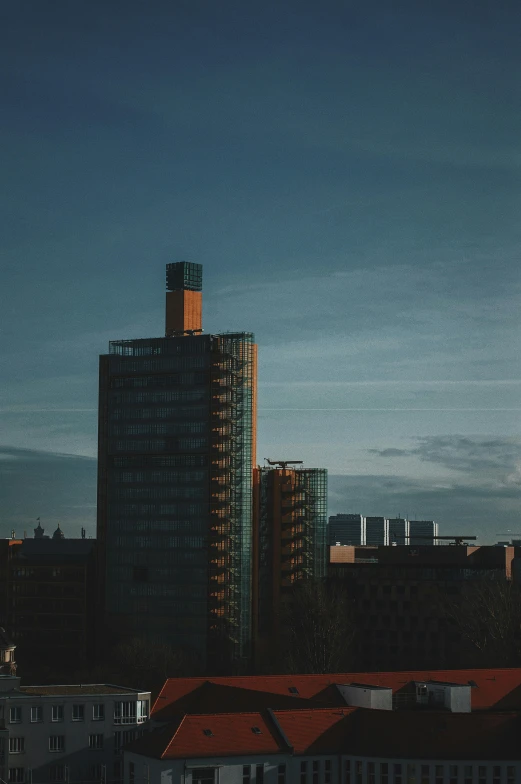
<box><xmin>329</xmin><ymin>544</ymin><xmax>521</xmax><ymax>670</ymax></box>
<box><xmin>0</xmin><ymin>676</ymin><xmax>150</xmax><ymax>784</ymax></box>
<box><xmin>365</xmin><ymin>517</ymin><xmax>389</xmax><ymax>546</ymax></box>
<box><xmin>409</xmin><ymin>520</ymin><xmax>439</xmax><ymax>545</ymax></box>
<box><xmin>328</xmin><ymin>514</ymin><xmax>366</xmax><ymax>546</ymax></box>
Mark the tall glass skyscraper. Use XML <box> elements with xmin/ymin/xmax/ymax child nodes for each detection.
<box><xmin>97</xmin><ymin>263</ymin><xmax>257</xmax><ymax>671</ymax></box>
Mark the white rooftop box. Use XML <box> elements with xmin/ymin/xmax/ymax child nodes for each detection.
<box><xmin>415</xmin><ymin>681</ymin><xmax>471</xmax><ymax>713</ymax></box>
<box><xmin>337</xmin><ymin>682</ymin><xmax>393</xmax><ymax>710</ymax></box>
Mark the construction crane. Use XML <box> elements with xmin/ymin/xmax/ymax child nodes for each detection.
<box><xmin>265</xmin><ymin>459</ymin><xmax>303</xmax><ymax>470</ymax></box>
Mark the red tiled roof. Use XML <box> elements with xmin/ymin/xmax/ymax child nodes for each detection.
<box><xmin>152</xmin><ymin>681</ymin><xmax>315</xmax><ymax>723</ymax></box>
<box><xmin>130</xmin><ymin>707</ymin><xmax>521</xmax><ymax>762</ymax></box>
<box><xmin>130</xmin><ymin>712</ymin><xmax>284</xmax><ymax>760</ymax></box>
<box><xmin>273</xmin><ymin>708</ymin><xmax>356</xmax><ymax>754</ymax></box>
<box><xmin>153</xmin><ymin>668</ymin><xmax>521</xmax><ymax>715</ymax></box>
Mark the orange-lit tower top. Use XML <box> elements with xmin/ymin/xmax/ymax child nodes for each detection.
<box><xmin>165</xmin><ymin>261</ymin><xmax>203</xmax><ymax>336</ymax></box>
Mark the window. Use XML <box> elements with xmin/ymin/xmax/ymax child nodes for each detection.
<box><xmin>464</xmin><ymin>766</ymin><xmax>473</xmax><ymax>784</ymax></box>
<box><xmin>436</xmin><ymin>767</ymin><xmax>444</xmax><ymax>784</ymax></box>
<box><xmin>325</xmin><ymin>761</ymin><xmax>332</xmax><ymax>784</ymax></box>
<box><xmin>30</xmin><ymin>706</ymin><xmax>43</xmax><ymax>723</ymax></box>
<box><xmin>114</xmin><ymin>701</ymin><xmax>136</xmax><ymax>724</ymax></box>
<box><xmin>507</xmin><ymin>767</ymin><xmax>515</xmax><ymax>784</ymax></box>
<box><xmin>113</xmin><ymin>761</ymin><xmax>123</xmax><ymax>782</ymax></box>
<box><xmin>450</xmin><ymin>766</ymin><xmax>458</xmax><ymax>784</ymax></box>
<box><xmin>408</xmin><ymin>764</ymin><xmax>416</xmax><ymax>784</ymax></box>
<box><xmin>51</xmin><ymin>705</ymin><xmax>64</xmax><ymax>723</ymax></box>
<box><xmin>493</xmin><ymin>768</ymin><xmax>500</xmax><ymax>784</ymax></box>
<box><xmin>9</xmin><ymin>738</ymin><xmax>24</xmax><ymax>754</ymax></box>
<box><xmin>301</xmin><ymin>761</ymin><xmax>308</xmax><ymax>784</ymax></box>
<box><xmin>478</xmin><ymin>767</ymin><xmax>486</xmax><ymax>784</ymax></box>
<box><xmin>357</xmin><ymin>761</ymin><xmax>363</xmax><ymax>784</ymax></box>
<box><xmin>381</xmin><ymin>764</ymin><xmax>389</xmax><ymax>784</ymax></box>
<box><xmin>256</xmin><ymin>765</ymin><xmax>264</xmax><ymax>784</ymax></box>
<box><xmin>89</xmin><ymin>764</ymin><xmax>104</xmax><ymax>781</ymax></box>
<box><xmin>192</xmin><ymin>770</ymin><xmax>215</xmax><ymax>784</ymax></box>
<box><xmin>278</xmin><ymin>764</ymin><xmax>286</xmax><ymax>784</ymax></box>
<box><xmin>93</xmin><ymin>703</ymin><xmax>105</xmax><ymax>721</ymax></box>
<box><xmin>137</xmin><ymin>699</ymin><xmax>149</xmax><ymax>723</ymax></box>
<box><xmin>49</xmin><ymin>736</ymin><xmax>65</xmax><ymax>753</ymax></box>
<box><xmin>72</xmin><ymin>704</ymin><xmax>84</xmax><ymax>722</ymax></box>
<box><xmin>49</xmin><ymin>765</ymin><xmax>66</xmax><ymax>782</ymax></box>
<box><xmin>394</xmin><ymin>764</ymin><xmax>403</xmax><ymax>784</ymax></box>
<box><xmin>243</xmin><ymin>766</ymin><xmax>251</xmax><ymax>784</ymax></box>
<box><xmin>9</xmin><ymin>707</ymin><xmax>21</xmax><ymax>724</ymax></box>
<box><xmin>89</xmin><ymin>734</ymin><xmax>104</xmax><ymax>750</ymax></box>
<box><xmin>421</xmin><ymin>766</ymin><xmax>430</xmax><ymax>784</ymax></box>
<box><xmin>345</xmin><ymin>761</ymin><xmax>351</xmax><ymax>784</ymax></box>
<box><xmin>8</xmin><ymin>769</ymin><xmax>24</xmax><ymax>783</ymax></box>
<box><xmin>368</xmin><ymin>763</ymin><xmax>375</xmax><ymax>784</ymax></box>
<box><xmin>313</xmin><ymin>761</ymin><xmax>319</xmax><ymax>784</ymax></box>
<box><xmin>129</xmin><ymin>762</ymin><xmax>134</xmax><ymax>784</ymax></box>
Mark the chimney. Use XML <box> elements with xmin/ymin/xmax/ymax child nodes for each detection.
<box><xmin>165</xmin><ymin>262</ymin><xmax>203</xmax><ymax>336</ymax></box>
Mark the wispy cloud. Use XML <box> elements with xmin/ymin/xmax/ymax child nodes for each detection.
<box><xmin>369</xmin><ymin>435</ymin><xmax>521</xmax><ymax>487</ymax></box>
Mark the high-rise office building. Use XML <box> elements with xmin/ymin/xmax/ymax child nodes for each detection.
<box><xmin>328</xmin><ymin>514</ymin><xmax>366</xmax><ymax>546</ymax></box>
<box><xmin>97</xmin><ymin>263</ymin><xmax>257</xmax><ymax>670</ymax></box>
<box><xmin>365</xmin><ymin>517</ymin><xmax>389</xmax><ymax>546</ymax></box>
<box><xmin>409</xmin><ymin>520</ymin><xmax>438</xmax><ymax>546</ymax></box>
<box><xmin>252</xmin><ymin>464</ymin><xmax>327</xmax><ymax>659</ymax></box>
<box><xmin>388</xmin><ymin>518</ymin><xmax>409</xmax><ymax>545</ymax></box>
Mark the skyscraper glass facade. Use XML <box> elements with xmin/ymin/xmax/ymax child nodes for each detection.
<box><xmin>97</xmin><ymin>331</ymin><xmax>256</xmax><ymax>668</ymax></box>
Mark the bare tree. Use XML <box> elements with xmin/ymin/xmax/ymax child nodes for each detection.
<box><xmin>279</xmin><ymin>579</ymin><xmax>356</xmax><ymax>673</ymax></box>
<box><xmin>439</xmin><ymin>574</ymin><xmax>521</xmax><ymax>668</ymax></box>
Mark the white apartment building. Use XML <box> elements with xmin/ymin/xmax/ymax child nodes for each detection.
<box><xmin>0</xmin><ymin>675</ymin><xmax>150</xmax><ymax>784</ymax></box>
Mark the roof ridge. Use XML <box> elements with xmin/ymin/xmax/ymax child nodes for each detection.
<box><xmin>161</xmin><ymin>715</ymin><xmax>186</xmax><ymax>759</ymax></box>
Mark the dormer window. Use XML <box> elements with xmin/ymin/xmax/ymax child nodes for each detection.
<box><xmin>203</xmin><ymin>729</ymin><xmax>213</xmax><ymax>737</ymax></box>
<box><xmin>288</xmin><ymin>687</ymin><xmax>299</xmax><ymax>695</ymax></box>
<box><xmin>251</xmin><ymin>726</ymin><xmax>262</xmax><ymax>734</ymax></box>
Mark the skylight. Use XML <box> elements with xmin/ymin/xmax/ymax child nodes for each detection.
<box><xmin>288</xmin><ymin>686</ymin><xmax>299</xmax><ymax>695</ymax></box>
<box><xmin>203</xmin><ymin>729</ymin><xmax>214</xmax><ymax>737</ymax></box>
<box><xmin>251</xmin><ymin>726</ymin><xmax>262</xmax><ymax>734</ymax></box>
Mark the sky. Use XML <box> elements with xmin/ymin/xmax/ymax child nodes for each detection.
<box><xmin>1</xmin><ymin>0</ymin><xmax>520</xmax><ymax>542</ymax></box>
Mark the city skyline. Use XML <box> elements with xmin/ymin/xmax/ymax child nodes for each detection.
<box><xmin>1</xmin><ymin>0</ymin><xmax>520</xmax><ymax>542</ymax></box>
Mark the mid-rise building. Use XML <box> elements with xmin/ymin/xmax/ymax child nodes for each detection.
<box><xmin>388</xmin><ymin>518</ymin><xmax>409</xmax><ymax>545</ymax></box>
<box><xmin>365</xmin><ymin>517</ymin><xmax>389</xmax><ymax>546</ymax></box>
<box><xmin>5</xmin><ymin>533</ymin><xmax>96</xmax><ymax>680</ymax></box>
<box><xmin>252</xmin><ymin>464</ymin><xmax>327</xmax><ymax>659</ymax></box>
<box><xmin>0</xmin><ymin>676</ymin><xmax>149</xmax><ymax>784</ymax></box>
<box><xmin>97</xmin><ymin>263</ymin><xmax>257</xmax><ymax>670</ymax></box>
<box><xmin>328</xmin><ymin>514</ymin><xmax>365</xmax><ymax>546</ymax></box>
<box><xmin>409</xmin><ymin>520</ymin><xmax>438</xmax><ymax>545</ymax></box>
<box><xmin>329</xmin><ymin>544</ymin><xmax>520</xmax><ymax>670</ymax></box>
<box><xmin>123</xmin><ymin>668</ymin><xmax>521</xmax><ymax>784</ymax></box>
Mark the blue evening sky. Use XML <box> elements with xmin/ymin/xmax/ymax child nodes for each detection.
<box><xmin>1</xmin><ymin>0</ymin><xmax>520</xmax><ymax>541</ymax></box>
